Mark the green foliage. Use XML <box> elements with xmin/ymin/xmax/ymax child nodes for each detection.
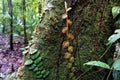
<box><xmin>107</xmin><ymin>29</ymin><xmax>120</xmax><ymax>45</ymax></box>
<box><xmin>25</xmin><ymin>59</ymin><xmax>33</xmax><ymax>66</ymax></box>
<box><xmin>112</xmin><ymin>6</ymin><xmax>120</xmax><ymax>19</ymax></box>
<box><xmin>22</xmin><ymin>41</ymin><xmax>49</xmax><ymax>79</ymax></box>
<box><xmin>34</xmin><ymin>57</ymin><xmax>42</xmax><ymax>64</ymax></box>
<box><xmin>0</xmin><ymin>1</ymin><xmax>3</xmax><ymax>13</ymax></box>
<box><xmin>84</xmin><ymin>59</ymin><xmax>120</xmax><ymax>71</ymax></box>
<box><xmin>84</xmin><ymin>6</ymin><xmax>120</xmax><ymax>80</ymax></box>
<box><xmin>29</xmin><ymin>64</ymin><xmax>36</xmax><ymax>70</ymax></box>
<box><xmin>113</xmin><ymin>59</ymin><xmax>120</xmax><ymax>70</ymax></box>
<box><xmin>31</xmin><ymin>51</ymin><xmax>40</xmax><ymax>59</ymax></box>
<box><xmin>0</xmin><ymin>14</ymin><xmax>11</xmax><ymax>22</ymax></box>
<box><xmin>29</xmin><ymin>48</ymin><xmax>38</xmax><ymax>54</ymax></box>
<box><xmin>84</xmin><ymin>61</ymin><xmax>111</xmax><ymax>69</ymax></box>
<box><xmin>115</xmin><ymin>20</ymin><xmax>120</xmax><ymax>26</ymax></box>
<box><xmin>0</xmin><ymin>0</ymin><xmax>41</xmax><ymax>38</ymax></box>
<box><xmin>113</xmin><ymin>70</ymin><xmax>120</xmax><ymax>80</ymax></box>
<box><xmin>107</xmin><ymin>6</ymin><xmax>120</xmax><ymax>45</ymax></box>
<box><xmin>22</xmin><ymin>50</ymin><xmax>28</xmax><ymax>55</ymax></box>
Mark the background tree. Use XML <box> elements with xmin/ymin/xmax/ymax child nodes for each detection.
<box><xmin>8</xmin><ymin>0</ymin><xmax>13</xmax><ymax>50</ymax></box>
<box><xmin>22</xmin><ymin>0</ymin><xmax>27</xmax><ymax>45</ymax></box>
<box><xmin>0</xmin><ymin>0</ymin><xmax>40</xmax><ymax>45</ymax></box>
<box><xmin>2</xmin><ymin>0</ymin><xmax>5</xmax><ymax>33</ymax></box>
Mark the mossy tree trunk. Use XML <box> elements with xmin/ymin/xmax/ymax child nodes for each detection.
<box><xmin>17</xmin><ymin>0</ymin><xmax>120</xmax><ymax>80</ymax></box>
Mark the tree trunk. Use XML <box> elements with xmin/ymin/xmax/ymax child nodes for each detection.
<box><xmin>8</xmin><ymin>0</ymin><xmax>13</xmax><ymax>50</ymax></box>
<box><xmin>16</xmin><ymin>0</ymin><xmax>120</xmax><ymax>80</ymax></box>
<box><xmin>2</xmin><ymin>0</ymin><xmax>5</xmax><ymax>33</ymax></box>
<box><xmin>22</xmin><ymin>0</ymin><xmax>27</xmax><ymax>45</ymax></box>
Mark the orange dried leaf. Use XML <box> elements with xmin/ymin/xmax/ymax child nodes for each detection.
<box><xmin>64</xmin><ymin>52</ymin><xmax>71</xmax><ymax>59</ymax></box>
<box><xmin>62</xmin><ymin>27</ymin><xmax>68</xmax><ymax>34</ymax></box>
<box><xmin>68</xmin><ymin>33</ymin><xmax>74</xmax><ymax>40</ymax></box>
<box><xmin>67</xmin><ymin>7</ymin><xmax>72</xmax><ymax>12</ymax></box>
<box><xmin>65</xmin><ymin>1</ymin><xmax>67</xmax><ymax>10</ymax></box>
<box><xmin>62</xmin><ymin>41</ymin><xmax>70</xmax><ymax>48</ymax></box>
<box><xmin>67</xmin><ymin>19</ymin><xmax>72</xmax><ymax>25</ymax></box>
<box><xmin>68</xmin><ymin>46</ymin><xmax>74</xmax><ymax>53</ymax></box>
<box><xmin>69</xmin><ymin>57</ymin><xmax>75</xmax><ymax>63</ymax></box>
<box><xmin>62</xmin><ymin>14</ymin><xmax>68</xmax><ymax>19</ymax></box>
<box><xmin>67</xmin><ymin>63</ymin><xmax>72</xmax><ymax>69</ymax></box>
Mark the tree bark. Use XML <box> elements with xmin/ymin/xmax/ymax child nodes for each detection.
<box><xmin>16</xmin><ymin>0</ymin><xmax>120</xmax><ymax>80</ymax></box>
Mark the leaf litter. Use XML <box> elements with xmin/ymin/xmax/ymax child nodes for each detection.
<box><xmin>0</xmin><ymin>34</ymin><xmax>24</xmax><ymax>80</ymax></box>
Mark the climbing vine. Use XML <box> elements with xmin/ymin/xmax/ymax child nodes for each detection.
<box><xmin>22</xmin><ymin>40</ymin><xmax>49</xmax><ymax>79</ymax></box>
<box><xmin>61</xmin><ymin>2</ymin><xmax>76</xmax><ymax>80</ymax></box>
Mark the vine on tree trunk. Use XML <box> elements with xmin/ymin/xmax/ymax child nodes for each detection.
<box><xmin>21</xmin><ymin>40</ymin><xmax>50</xmax><ymax>79</ymax></box>
<box><xmin>61</xmin><ymin>2</ymin><xmax>76</xmax><ymax>80</ymax></box>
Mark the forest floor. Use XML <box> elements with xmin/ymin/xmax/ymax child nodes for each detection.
<box><xmin>0</xmin><ymin>34</ymin><xmax>24</xmax><ymax>80</ymax></box>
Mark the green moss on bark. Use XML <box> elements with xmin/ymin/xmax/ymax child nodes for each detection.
<box><xmin>16</xmin><ymin>0</ymin><xmax>120</xmax><ymax>80</ymax></box>
<box><xmin>16</xmin><ymin>66</ymin><xmax>36</xmax><ymax>80</ymax></box>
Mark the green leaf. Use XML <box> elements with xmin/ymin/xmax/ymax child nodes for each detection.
<box><xmin>31</xmin><ymin>51</ymin><xmax>40</xmax><ymax>60</ymax></box>
<box><xmin>25</xmin><ymin>59</ymin><xmax>33</xmax><ymax>66</ymax></box>
<box><xmin>112</xmin><ymin>6</ymin><xmax>120</xmax><ymax>19</ymax></box>
<box><xmin>114</xmin><ymin>59</ymin><xmax>120</xmax><ymax>70</ymax></box>
<box><xmin>37</xmin><ymin>75</ymin><xmax>43</xmax><ymax>79</ymax></box>
<box><xmin>84</xmin><ymin>61</ymin><xmax>111</xmax><ymax>69</ymax></box>
<box><xmin>20</xmin><ymin>48</ymin><xmax>26</xmax><ymax>51</ymax></box>
<box><xmin>107</xmin><ymin>29</ymin><xmax>120</xmax><ymax>45</ymax></box>
<box><xmin>29</xmin><ymin>64</ymin><xmax>36</xmax><ymax>70</ymax></box>
<box><xmin>29</xmin><ymin>49</ymin><xmax>38</xmax><ymax>54</ymax></box>
<box><xmin>41</xmin><ymin>70</ymin><xmax>46</xmax><ymax>74</ymax></box>
<box><xmin>36</xmin><ymin>71</ymin><xmax>41</xmax><ymax>75</ymax></box>
<box><xmin>34</xmin><ymin>57</ymin><xmax>42</xmax><ymax>64</ymax></box>
<box><xmin>25</xmin><ymin>46</ymin><xmax>30</xmax><ymax>49</ymax></box>
<box><xmin>113</xmin><ymin>70</ymin><xmax>120</xmax><ymax>80</ymax></box>
<box><xmin>43</xmin><ymin>71</ymin><xmax>50</xmax><ymax>78</ymax></box>
<box><xmin>33</xmin><ymin>67</ymin><xmax>39</xmax><ymax>72</ymax></box>
<box><xmin>39</xmin><ymin>66</ymin><xmax>44</xmax><ymax>71</ymax></box>
<box><xmin>22</xmin><ymin>50</ymin><xmax>28</xmax><ymax>55</ymax></box>
<box><xmin>115</xmin><ymin>20</ymin><xmax>120</xmax><ymax>26</ymax></box>
<box><xmin>38</xmin><ymin>62</ymin><xmax>43</xmax><ymax>67</ymax></box>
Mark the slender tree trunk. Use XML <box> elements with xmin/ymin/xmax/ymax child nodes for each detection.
<box><xmin>8</xmin><ymin>0</ymin><xmax>13</xmax><ymax>50</ymax></box>
<box><xmin>22</xmin><ymin>0</ymin><xmax>27</xmax><ymax>45</ymax></box>
<box><xmin>2</xmin><ymin>0</ymin><xmax>5</xmax><ymax>33</ymax></box>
